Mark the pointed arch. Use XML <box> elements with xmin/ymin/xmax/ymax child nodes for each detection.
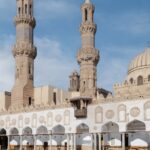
<box><xmin>126</xmin><ymin>120</ymin><xmax>145</xmax><ymax>132</ymax></box>
<box><xmin>23</xmin><ymin>127</ymin><xmax>32</xmax><ymax>135</ymax></box>
<box><xmin>36</xmin><ymin>126</ymin><xmax>48</xmax><ymax>135</ymax></box>
<box><xmin>0</xmin><ymin>128</ymin><xmax>6</xmax><ymax>135</ymax></box>
<box><xmin>52</xmin><ymin>125</ymin><xmax>65</xmax><ymax>135</ymax></box>
<box><xmin>137</xmin><ymin>76</ymin><xmax>143</xmax><ymax>85</ymax></box>
<box><xmin>76</xmin><ymin>123</ymin><xmax>89</xmax><ymax>134</ymax></box>
<box><xmin>10</xmin><ymin>128</ymin><xmax>19</xmax><ymax>135</ymax></box>
<box><xmin>102</xmin><ymin>122</ymin><xmax>119</xmax><ymax>133</ymax></box>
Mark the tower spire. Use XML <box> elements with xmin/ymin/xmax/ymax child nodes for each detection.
<box><xmin>77</xmin><ymin>0</ymin><xmax>100</xmax><ymax>98</ymax></box>
<box><xmin>11</xmin><ymin>0</ymin><xmax>37</xmax><ymax>107</ymax></box>
<box><xmin>85</xmin><ymin>0</ymin><xmax>91</xmax><ymax>3</ymax></box>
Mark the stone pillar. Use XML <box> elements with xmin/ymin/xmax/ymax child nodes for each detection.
<box><xmin>67</xmin><ymin>134</ymin><xmax>70</xmax><ymax>150</ymax></box>
<box><xmin>20</xmin><ymin>135</ymin><xmax>22</xmax><ymax>150</ymax></box>
<box><xmin>91</xmin><ymin>133</ymin><xmax>97</xmax><ymax>150</ymax></box>
<box><xmin>7</xmin><ymin>135</ymin><xmax>10</xmax><ymax>150</ymax></box>
<box><xmin>122</xmin><ymin>133</ymin><xmax>125</xmax><ymax>150</ymax></box>
<box><xmin>94</xmin><ymin>133</ymin><xmax>97</xmax><ymax>150</ymax></box>
<box><xmin>98</xmin><ymin>133</ymin><xmax>101</xmax><ymax>150</ymax></box>
<box><xmin>70</xmin><ymin>134</ymin><xmax>74</xmax><ymax>150</ymax></box>
<box><xmin>34</xmin><ymin>135</ymin><xmax>36</xmax><ymax>150</ymax></box>
<box><xmin>49</xmin><ymin>134</ymin><xmax>52</xmax><ymax>150</ymax></box>
<box><xmin>73</xmin><ymin>134</ymin><xmax>76</xmax><ymax>150</ymax></box>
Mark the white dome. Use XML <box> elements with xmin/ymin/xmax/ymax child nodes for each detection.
<box><xmin>128</xmin><ymin>48</ymin><xmax>150</xmax><ymax>74</ymax></box>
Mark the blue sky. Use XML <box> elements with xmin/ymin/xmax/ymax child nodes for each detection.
<box><xmin>0</xmin><ymin>0</ymin><xmax>150</xmax><ymax>92</ymax></box>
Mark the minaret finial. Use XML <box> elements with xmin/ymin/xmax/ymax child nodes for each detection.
<box><xmin>85</xmin><ymin>0</ymin><xmax>91</xmax><ymax>3</ymax></box>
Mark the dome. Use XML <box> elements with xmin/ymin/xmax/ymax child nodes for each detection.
<box><xmin>128</xmin><ymin>47</ymin><xmax>150</xmax><ymax>74</ymax></box>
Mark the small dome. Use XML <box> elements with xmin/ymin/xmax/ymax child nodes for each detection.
<box><xmin>128</xmin><ymin>47</ymin><xmax>150</xmax><ymax>74</ymax></box>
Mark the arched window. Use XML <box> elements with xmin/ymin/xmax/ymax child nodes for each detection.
<box><xmin>148</xmin><ymin>75</ymin><xmax>150</xmax><ymax>81</ymax></box>
<box><xmin>137</xmin><ymin>76</ymin><xmax>143</xmax><ymax>85</ymax></box>
<box><xmin>118</xmin><ymin>104</ymin><xmax>126</xmax><ymax>122</ymax></box>
<box><xmin>25</xmin><ymin>4</ymin><xmax>27</xmax><ymax>14</ymax></box>
<box><xmin>95</xmin><ymin>106</ymin><xmax>103</xmax><ymax>123</ymax></box>
<box><xmin>85</xmin><ymin>9</ymin><xmax>88</xmax><ymax>21</ymax></box>
<box><xmin>18</xmin><ymin>7</ymin><xmax>21</xmax><ymax>15</ymax></box>
<box><xmin>130</xmin><ymin>78</ymin><xmax>133</xmax><ymax>84</ymax></box>
<box><xmin>29</xmin><ymin>5</ymin><xmax>32</xmax><ymax>15</ymax></box>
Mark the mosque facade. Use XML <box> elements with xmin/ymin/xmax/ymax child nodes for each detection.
<box><xmin>0</xmin><ymin>0</ymin><xmax>150</xmax><ymax>150</ymax></box>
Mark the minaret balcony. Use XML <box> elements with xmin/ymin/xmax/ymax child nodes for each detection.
<box><xmin>70</xmin><ymin>96</ymin><xmax>91</xmax><ymax>118</ymax></box>
<box><xmin>14</xmin><ymin>15</ymin><xmax>36</xmax><ymax>27</ymax></box>
<box><xmin>75</xmin><ymin>108</ymin><xmax>87</xmax><ymax>118</ymax></box>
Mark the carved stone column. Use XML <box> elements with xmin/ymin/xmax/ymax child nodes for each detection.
<box><xmin>91</xmin><ymin>133</ymin><xmax>97</xmax><ymax>150</ymax></box>
<box><xmin>20</xmin><ymin>135</ymin><xmax>22</xmax><ymax>150</ymax></box>
<box><xmin>73</xmin><ymin>134</ymin><xmax>76</xmax><ymax>150</ymax></box>
<box><xmin>67</xmin><ymin>134</ymin><xmax>70</xmax><ymax>150</ymax></box>
<box><xmin>98</xmin><ymin>133</ymin><xmax>102</xmax><ymax>150</ymax></box>
<box><xmin>70</xmin><ymin>134</ymin><xmax>74</xmax><ymax>150</ymax></box>
<box><xmin>49</xmin><ymin>134</ymin><xmax>52</xmax><ymax>150</ymax></box>
<box><xmin>122</xmin><ymin>133</ymin><xmax>125</xmax><ymax>150</ymax></box>
<box><xmin>34</xmin><ymin>135</ymin><xmax>36</xmax><ymax>150</ymax></box>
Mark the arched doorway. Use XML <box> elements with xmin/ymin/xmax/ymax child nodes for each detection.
<box><xmin>9</xmin><ymin>128</ymin><xmax>20</xmax><ymax>150</ymax></box>
<box><xmin>76</xmin><ymin>123</ymin><xmax>90</xmax><ymax>150</ymax></box>
<box><xmin>52</xmin><ymin>125</ymin><xmax>66</xmax><ymax>150</ymax></box>
<box><xmin>0</xmin><ymin>128</ymin><xmax>8</xmax><ymax>150</ymax></box>
<box><xmin>101</xmin><ymin>122</ymin><xmax>121</xmax><ymax>149</ymax></box>
<box><xmin>22</xmin><ymin>127</ymin><xmax>34</xmax><ymax>150</ymax></box>
<box><xmin>36</xmin><ymin>126</ymin><xmax>49</xmax><ymax>150</ymax></box>
<box><xmin>126</xmin><ymin>120</ymin><xmax>148</xmax><ymax>150</ymax></box>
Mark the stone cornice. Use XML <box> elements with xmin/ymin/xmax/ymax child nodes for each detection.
<box><xmin>77</xmin><ymin>47</ymin><xmax>99</xmax><ymax>64</ymax></box>
<box><xmin>80</xmin><ymin>23</ymin><xmax>97</xmax><ymax>34</ymax></box>
<box><xmin>12</xmin><ymin>42</ymin><xmax>37</xmax><ymax>59</ymax></box>
<box><xmin>14</xmin><ymin>15</ymin><xmax>36</xmax><ymax>28</ymax></box>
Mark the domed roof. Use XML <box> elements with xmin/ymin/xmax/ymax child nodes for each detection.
<box><xmin>128</xmin><ymin>47</ymin><xmax>150</xmax><ymax>74</ymax></box>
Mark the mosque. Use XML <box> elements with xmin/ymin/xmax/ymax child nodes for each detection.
<box><xmin>0</xmin><ymin>0</ymin><xmax>150</xmax><ymax>149</ymax></box>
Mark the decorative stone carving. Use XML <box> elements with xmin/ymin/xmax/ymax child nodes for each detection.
<box><xmin>0</xmin><ymin>120</ymin><xmax>4</xmax><ymax>126</ymax></box>
<box><xmin>39</xmin><ymin>116</ymin><xmax>45</xmax><ymax>124</ymax></box>
<box><xmin>55</xmin><ymin>115</ymin><xmax>62</xmax><ymax>123</ymax></box>
<box><xmin>118</xmin><ymin>104</ymin><xmax>126</xmax><ymax>122</ymax></box>
<box><xmin>105</xmin><ymin>110</ymin><xmax>115</xmax><ymax>119</ymax></box>
<box><xmin>11</xmin><ymin>119</ymin><xmax>16</xmax><ymax>126</ymax></box>
<box><xmin>130</xmin><ymin>107</ymin><xmax>140</xmax><ymax>117</ymax></box>
<box><xmin>95</xmin><ymin>106</ymin><xmax>103</xmax><ymax>123</ymax></box>
<box><xmin>18</xmin><ymin>115</ymin><xmax>23</xmax><ymax>128</ymax></box>
<box><xmin>144</xmin><ymin>101</ymin><xmax>150</xmax><ymax>120</ymax></box>
<box><xmin>32</xmin><ymin>114</ymin><xmax>37</xmax><ymax>128</ymax></box>
<box><xmin>25</xmin><ymin>118</ymin><xmax>30</xmax><ymax>125</ymax></box>
<box><xmin>93</xmin><ymin>126</ymin><xmax>97</xmax><ymax>130</ymax></box>
<box><xmin>47</xmin><ymin>112</ymin><xmax>53</xmax><ymax>127</ymax></box>
<box><xmin>64</xmin><ymin>110</ymin><xmax>70</xmax><ymax>125</ymax></box>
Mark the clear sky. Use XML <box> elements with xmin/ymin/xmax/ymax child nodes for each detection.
<box><xmin>0</xmin><ymin>0</ymin><xmax>150</xmax><ymax>92</ymax></box>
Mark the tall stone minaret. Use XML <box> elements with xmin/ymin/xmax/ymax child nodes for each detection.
<box><xmin>11</xmin><ymin>0</ymin><xmax>37</xmax><ymax>107</ymax></box>
<box><xmin>77</xmin><ymin>0</ymin><xmax>100</xmax><ymax>98</ymax></box>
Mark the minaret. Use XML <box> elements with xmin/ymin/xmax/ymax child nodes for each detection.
<box><xmin>11</xmin><ymin>0</ymin><xmax>37</xmax><ymax>107</ymax></box>
<box><xmin>77</xmin><ymin>0</ymin><xmax>99</xmax><ymax>98</ymax></box>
